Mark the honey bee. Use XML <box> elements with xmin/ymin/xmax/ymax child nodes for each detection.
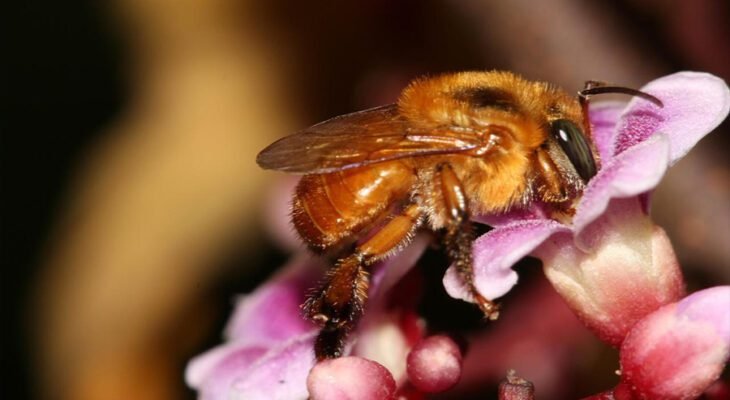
<box><xmin>257</xmin><ymin>71</ymin><xmax>661</xmax><ymax>360</ymax></box>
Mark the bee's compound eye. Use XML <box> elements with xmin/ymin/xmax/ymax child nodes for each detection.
<box><xmin>550</xmin><ymin>119</ymin><xmax>597</xmax><ymax>182</ymax></box>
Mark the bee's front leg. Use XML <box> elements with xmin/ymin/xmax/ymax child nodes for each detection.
<box><xmin>303</xmin><ymin>204</ymin><xmax>421</xmax><ymax>360</ymax></box>
<box><xmin>437</xmin><ymin>163</ymin><xmax>500</xmax><ymax>320</ymax></box>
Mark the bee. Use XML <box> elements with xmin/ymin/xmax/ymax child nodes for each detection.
<box><xmin>257</xmin><ymin>71</ymin><xmax>661</xmax><ymax>360</ymax></box>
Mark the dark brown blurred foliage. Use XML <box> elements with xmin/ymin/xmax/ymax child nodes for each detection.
<box><xmin>4</xmin><ymin>1</ymin><xmax>729</xmax><ymax>399</ymax></box>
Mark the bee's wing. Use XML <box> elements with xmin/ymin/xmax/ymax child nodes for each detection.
<box><xmin>256</xmin><ymin>104</ymin><xmax>482</xmax><ymax>174</ymax></box>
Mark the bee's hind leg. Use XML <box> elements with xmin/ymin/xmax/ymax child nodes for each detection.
<box><xmin>303</xmin><ymin>252</ymin><xmax>368</xmax><ymax>360</ymax></box>
<box><xmin>302</xmin><ymin>204</ymin><xmax>421</xmax><ymax>360</ymax></box>
<box><xmin>437</xmin><ymin>163</ymin><xmax>500</xmax><ymax>320</ymax></box>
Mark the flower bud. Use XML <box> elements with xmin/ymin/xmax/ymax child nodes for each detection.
<box><xmin>307</xmin><ymin>357</ymin><xmax>396</xmax><ymax>400</ymax></box>
<box><xmin>406</xmin><ymin>335</ymin><xmax>463</xmax><ymax>393</ymax></box>
<box><xmin>619</xmin><ymin>286</ymin><xmax>730</xmax><ymax>400</ymax></box>
<box><xmin>537</xmin><ymin>199</ymin><xmax>684</xmax><ymax>346</ymax></box>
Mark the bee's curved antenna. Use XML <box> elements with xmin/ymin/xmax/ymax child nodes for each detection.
<box><xmin>578</xmin><ymin>81</ymin><xmax>664</xmax><ymax>107</ymax></box>
<box><xmin>577</xmin><ymin>80</ymin><xmax>663</xmax><ymax>142</ymax></box>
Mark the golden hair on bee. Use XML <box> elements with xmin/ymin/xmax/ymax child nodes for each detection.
<box><xmin>398</xmin><ymin>71</ymin><xmax>583</xmax><ymax>134</ymax></box>
<box><xmin>257</xmin><ymin>70</ymin><xmax>660</xmax><ymax>360</ymax></box>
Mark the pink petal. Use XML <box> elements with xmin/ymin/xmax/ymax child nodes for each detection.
<box><xmin>676</xmin><ymin>286</ymin><xmax>730</xmax><ymax>343</ymax></box>
<box><xmin>613</xmin><ymin>71</ymin><xmax>730</xmax><ymax>162</ymax></box>
<box><xmin>307</xmin><ymin>357</ymin><xmax>397</xmax><ymax>400</ymax></box>
<box><xmin>588</xmin><ymin>101</ymin><xmax>626</xmax><ymax>162</ymax></box>
<box><xmin>443</xmin><ymin>220</ymin><xmax>569</xmax><ymax>302</ymax></box>
<box><xmin>619</xmin><ymin>286</ymin><xmax>730</xmax><ymax>399</ymax></box>
<box><xmin>186</xmin><ymin>345</ymin><xmax>268</xmax><ymax>400</ymax></box>
<box><xmin>473</xmin><ymin>205</ymin><xmax>550</xmax><ymax>227</ymax></box>
<box><xmin>229</xmin><ymin>333</ymin><xmax>317</xmax><ymax>400</ymax></box>
<box><xmin>573</xmin><ymin>133</ymin><xmax>670</xmax><ymax>249</ymax></box>
<box><xmin>406</xmin><ymin>335</ymin><xmax>463</xmax><ymax>393</ymax></box>
<box><xmin>224</xmin><ymin>255</ymin><xmax>322</xmax><ymax>346</ymax></box>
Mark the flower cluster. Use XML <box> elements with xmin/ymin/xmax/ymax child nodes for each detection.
<box><xmin>187</xmin><ymin>72</ymin><xmax>730</xmax><ymax>399</ymax></box>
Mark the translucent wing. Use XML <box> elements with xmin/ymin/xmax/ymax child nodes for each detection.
<box><xmin>256</xmin><ymin>104</ymin><xmax>482</xmax><ymax>173</ymax></box>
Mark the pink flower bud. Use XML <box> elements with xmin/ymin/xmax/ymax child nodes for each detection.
<box><xmin>406</xmin><ymin>335</ymin><xmax>463</xmax><ymax>393</ymax></box>
<box><xmin>618</xmin><ymin>286</ymin><xmax>730</xmax><ymax>400</ymax></box>
<box><xmin>307</xmin><ymin>356</ymin><xmax>397</xmax><ymax>400</ymax></box>
<box><xmin>537</xmin><ymin>199</ymin><xmax>685</xmax><ymax>346</ymax></box>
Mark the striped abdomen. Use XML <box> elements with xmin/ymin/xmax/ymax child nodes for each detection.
<box><xmin>292</xmin><ymin>161</ymin><xmax>416</xmax><ymax>250</ymax></box>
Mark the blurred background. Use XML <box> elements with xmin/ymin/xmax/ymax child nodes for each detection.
<box><xmin>4</xmin><ymin>0</ymin><xmax>729</xmax><ymax>399</ymax></box>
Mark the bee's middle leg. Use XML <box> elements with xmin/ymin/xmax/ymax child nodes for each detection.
<box><xmin>303</xmin><ymin>204</ymin><xmax>421</xmax><ymax>360</ymax></box>
<box><xmin>437</xmin><ymin>163</ymin><xmax>500</xmax><ymax>320</ymax></box>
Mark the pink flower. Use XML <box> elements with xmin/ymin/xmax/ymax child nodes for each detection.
<box><xmin>585</xmin><ymin>286</ymin><xmax>730</xmax><ymax>400</ymax></box>
<box><xmin>444</xmin><ymin>71</ymin><xmax>729</xmax><ymax>346</ymax></box>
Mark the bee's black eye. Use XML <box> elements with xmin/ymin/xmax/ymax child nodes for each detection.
<box><xmin>550</xmin><ymin>119</ymin><xmax>597</xmax><ymax>182</ymax></box>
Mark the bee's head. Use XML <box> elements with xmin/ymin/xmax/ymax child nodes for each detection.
<box><xmin>535</xmin><ymin>82</ymin><xmax>663</xmax><ymax>204</ymax></box>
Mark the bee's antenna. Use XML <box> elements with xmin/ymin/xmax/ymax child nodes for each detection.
<box><xmin>578</xmin><ymin>81</ymin><xmax>663</xmax><ymax>108</ymax></box>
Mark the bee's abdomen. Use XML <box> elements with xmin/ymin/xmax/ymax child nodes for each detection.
<box><xmin>292</xmin><ymin>161</ymin><xmax>416</xmax><ymax>250</ymax></box>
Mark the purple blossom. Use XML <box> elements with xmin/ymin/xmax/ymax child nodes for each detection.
<box><xmin>186</xmin><ymin>72</ymin><xmax>730</xmax><ymax>399</ymax></box>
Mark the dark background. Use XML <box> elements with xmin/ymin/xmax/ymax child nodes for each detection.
<box><xmin>5</xmin><ymin>2</ymin><xmax>123</xmax><ymax>398</ymax></box>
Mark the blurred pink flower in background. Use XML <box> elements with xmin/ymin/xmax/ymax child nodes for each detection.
<box><xmin>186</xmin><ymin>72</ymin><xmax>730</xmax><ymax>399</ymax></box>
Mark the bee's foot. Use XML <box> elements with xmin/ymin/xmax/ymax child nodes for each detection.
<box><xmin>473</xmin><ymin>292</ymin><xmax>500</xmax><ymax>320</ymax></box>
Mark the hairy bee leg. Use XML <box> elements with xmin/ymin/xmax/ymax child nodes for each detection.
<box><xmin>303</xmin><ymin>204</ymin><xmax>421</xmax><ymax>360</ymax></box>
<box><xmin>307</xmin><ymin>253</ymin><xmax>367</xmax><ymax>360</ymax></box>
<box><xmin>437</xmin><ymin>163</ymin><xmax>500</xmax><ymax>320</ymax></box>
